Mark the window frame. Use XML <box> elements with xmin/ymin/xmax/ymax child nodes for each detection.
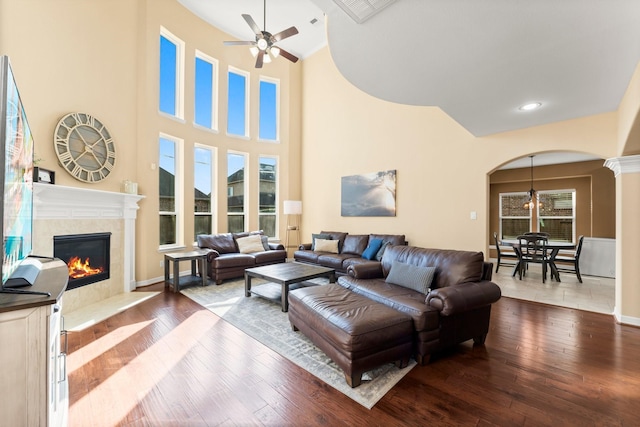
<box><xmin>158</xmin><ymin>133</ymin><xmax>184</xmax><ymax>250</ymax></box>
<box><xmin>194</xmin><ymin>144</ymin><xmax>216</xmax><ymax>242</ymax></box>
<box><xmin>159</xmin><ymin>27</ymin><xmax>185</xmax><ymax>120</ymax></box>
<box><xmin>194</xmin><ymin>50</ymin><xmax>219</xmax><ymax>132</ymax></box>
<box><xmin>498</xmin><ymin>191</ymin><xmax>532</xmax><ymax>242</ymax></box>
<box><xmin>226</xmin><ymin>66</ymin><xmax>250</xmax><ymax>139</ymax></box>
<box><xmin>537</xmin><ymin>189</ymin><xmax>576</xmax><ymax>243</ymax></box>
<box><xmin>258</xmin><ymin>155</ymin><xmax>278</xmax><ymax>237</ymax></box>
<box><xmin>258</xmin><ymin>76</ymin><xmax>280</xmax><ymax>142</ymax></box>
<box><xmin>227</xmin><ymin>151</ymin><xmax>248</xmax><ymax>233</ymax></box>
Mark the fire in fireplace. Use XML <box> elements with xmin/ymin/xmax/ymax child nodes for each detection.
<box><xmin>53</xmin><ymin>232</ymin><xmax>111</xmax><ymax>290</ymax></box>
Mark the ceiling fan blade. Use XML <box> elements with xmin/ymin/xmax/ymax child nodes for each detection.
<box><xmin>242</xmin><ymin>14</ymin><xmax>262</xmax><ymax>37</ymax></box>
<box><xmin>223</xmin><ymin>40</ymin><xmax>256</xmax><ymax>46</ymax></box>
<box><xmin>255</xmin><ymin>50</ymin><xmax>265</xmax><ymax>68</ymax></box>
<box><xmin>277</xmin><ymin>48</ymin><xmax>299</xmax><ymax>64</ymax></box>
<box><xmin>271</xmin><ymin>26</ymin><xmax>299</xmax><ymax>43</ymax></box>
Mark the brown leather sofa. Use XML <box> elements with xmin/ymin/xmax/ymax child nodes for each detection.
<box><xmin>197</xmin><ymin>231</ymin><xmax>286</xmax><ymax>284</ymax></box>
<box><xmin>290</xmin><ymin>244</ymin><xmax>501</xmax><ymax>374</ymax></box>
<box><xmin>293</xmin><ymin>231</ymin><xmax>407</xmax><ymax>275</ymax></box>
<box><xmin>338</xmin><ymin>244</ymin><xmax>502</xmax><ymax>364</ymax></box>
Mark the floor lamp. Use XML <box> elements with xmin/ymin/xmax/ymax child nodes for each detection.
<box><xmin>283</xmin><ymin>200</ymin><xmax>302</xmax><ymax>252</ymax></box>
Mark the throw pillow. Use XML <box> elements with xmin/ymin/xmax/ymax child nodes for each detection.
<box><xmin>261</xmin><ymin>235</ymin><xmax>270</xmax><ymax>251</ymax></box>
<box><xmin>375</xmin><ymin>241</ymin><xmax>390</xmax><ymax>261</ymax></box>
<box><xmin>311</xmin><ymin>233</ymin><xmax>331</xmax><ymax>250</ymax></box>
<box><xmin>361</xmin><ymin>238</ymin><xmax>384</xmax><ymax>260</ymax></box>
<box><xmin>236</xmin><ymin>235</ymin><xmax>266</xmax><ymax>254</ymax></box>
<box><xmin>314</xmin><ymin>238</ymin><xmax>339</xmax><ymax>253</ymax></box>
<box><xmin>385</xmin><ymin>260</ymin><xmax>436</xmax><ymax>295</ymax></box>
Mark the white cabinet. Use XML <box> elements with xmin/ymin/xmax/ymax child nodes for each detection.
<box><xmin>0</xmin><ymin>301</ymin><xmax>68</xmax><ymax>426</ymax></box>
<box><xmin>0</xmin><ymin>259</ymin><xmax>69</xmax><ymax>426</ymax></box>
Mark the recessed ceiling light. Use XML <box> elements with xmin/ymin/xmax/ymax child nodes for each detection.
<box><xmin>519</xmin><ymin>102</ymin><xmax>542</xmax><ymax>111</ymax></box>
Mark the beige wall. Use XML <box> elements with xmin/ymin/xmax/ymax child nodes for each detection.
<box><xmin>300</xmin><ymin>48</ymin><xmax>618</xmax><ymax>253</ymax></box>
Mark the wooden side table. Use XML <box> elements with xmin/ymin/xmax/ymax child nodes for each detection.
<box><xmin>164</xmin><ymin>250</ymin><xmax>209</xmax><ymax>293</ymax></box>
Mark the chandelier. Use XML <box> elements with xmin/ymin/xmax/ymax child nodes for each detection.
<box><xmin>523</xmin><ymin>155</ymin><xmax>543</xmax><ymax>210</ymax></box>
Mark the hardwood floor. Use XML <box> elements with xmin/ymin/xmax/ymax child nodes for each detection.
<box><xmin>67</xmin><ymin>282</ymin><xmax>640</xmax><ymax>426</ymax></box>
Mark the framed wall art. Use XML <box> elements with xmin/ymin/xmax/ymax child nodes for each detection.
<box><xmin>341</xmin><ymin>169</ymin><xmax>396</xmax><ymax>217</ymax></box>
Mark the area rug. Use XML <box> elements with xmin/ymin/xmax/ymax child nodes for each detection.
<box><xmin>181</xmin><ymin>278</ymin><xmax>416</xmax><ymax>409</ymax></box>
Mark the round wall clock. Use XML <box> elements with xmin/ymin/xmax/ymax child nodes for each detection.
<box><xmin>54</xmin><ymin>112</ymin><xmax>116</xmax><ymax>183</ymax></box>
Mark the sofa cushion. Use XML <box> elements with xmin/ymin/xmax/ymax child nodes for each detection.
<box><xmin>362</xmin><ymin>238</ymin><xmax>384</xmax><ymax>260</ymax></box>
<box><xmin>342</xmin><ymin>235</ymin><xmax>369</xmax><ymax>255</ymax></box>
<box><xmin>197</xmin><ymin>233</ymin><xmax>238</xmax><ymax>254</ymax></box>
<box><xmin>318</xmin><ymin>253</ymin><xmax>359</xmax><ymax>270</ymax></box>
<box><xmin>211</xmin><ymin>253</ymin><xmax>256</xmax><ymax>269</ymax></box>
<box><xmin>253</xmin><ymin>250</ymin><xmax>287</xmax><ymax>264</ymax></box>
<box><xmin>385</xmin><ymin>260</ymin><xmax>436</xmax><ymax>294</ymax></box>
<box><xmin>370</xmin><ymin>234</ymin><xmax>406</xmax><ymax>246</ymax></box>
<box><xmin>382</xmin><ymin>245</ymin><xmax>484</xmax><ymax>289</ymax></box>
<box><xmin>236</xmin><ymin>235</ymin><xmax>266</xmax><ymax>254</ymax></box>
<box><xmin>315</xmin><ymin>238</ymin><xmax>339</xmax><ymax>253</ymax></box>
<box><xmin>312</xmin><ymin>233</ymin><xmax>332</xmax><ymax>250</ymax></box>
<box><xmin>294</xmin><ymin>249</ymin><xmax>321</xmax><ymax>264</ymax></box>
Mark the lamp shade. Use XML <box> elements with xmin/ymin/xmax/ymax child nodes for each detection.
<box><xmin>283</xmin><ymin>200</ymin><xmax>302</xmax><ymax>215</ymax></box>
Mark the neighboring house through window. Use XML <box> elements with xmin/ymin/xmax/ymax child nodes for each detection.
<box><xmin>159</xmin><ymin>134</ymin><xmax>183</xmax><ymax>247</ymax></box>
<box><xmin>194</xmin><ymin>145</ymin><xmax>215</xmax><ymax>239</ymax></box>
<box><xmin>227</xmin><ymin>152</ymin><xmax>247</xmax><ymax>233</ymax></box>
<box><xmin>259</xmin><ymin>156</ymin><xmax>277</xmax><ymax>237</ymax></box>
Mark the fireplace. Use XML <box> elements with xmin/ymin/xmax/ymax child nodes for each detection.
<box><xmin>53</xmin><ymin>232</ymin><xmax>111</xmax><ymax>290</ymax></box>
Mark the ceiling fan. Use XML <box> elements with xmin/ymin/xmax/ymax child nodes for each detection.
<box><xmin>223</xmin><ymin>0</ymin><xmax>299</xmax><ymax>68</ymax></box>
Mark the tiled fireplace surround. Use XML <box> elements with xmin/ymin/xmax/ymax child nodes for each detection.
<box><xmin>33</xmin><ymin>183</ymin><xmax>144</xmax><ymax>314</ymax></box>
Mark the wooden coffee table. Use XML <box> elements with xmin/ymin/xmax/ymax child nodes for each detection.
<box><xmin>244</xmin><ymin>262</ymin><xmax>336</xmax><ymax>312</ymax></box>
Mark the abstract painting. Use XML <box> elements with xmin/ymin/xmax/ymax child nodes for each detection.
<box><xmin>341</xmin><ymin>170</ymin><xmax>396</xmax><ymax>217</ymax></box>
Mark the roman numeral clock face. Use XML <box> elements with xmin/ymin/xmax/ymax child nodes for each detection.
<box><xmin>54</xmin><ymin>112</ymin><xmax>116</xmax><ymax>183</ymax></box>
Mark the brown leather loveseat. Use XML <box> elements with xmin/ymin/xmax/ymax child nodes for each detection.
<box><xmin>197</xmin><ymin>231</ymin><xmax>286</xmax><ymax>284</ymax></box>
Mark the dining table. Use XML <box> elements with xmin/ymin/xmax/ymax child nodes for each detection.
<box><xmin>505</xmin><ymin>241</ymin><xmax>576</xmax><ymax>282</ymax></box>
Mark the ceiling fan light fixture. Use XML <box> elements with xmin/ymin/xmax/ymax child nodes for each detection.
<box><xmin>249</xmin><ymin>46</ymin><xmax>259</xmax><ymax>57</ymax></box>
<box><xmin>263</xmin><ymin>53</ymin><xmax>272</xmax><ymax>64</ymax></box>
<box><xmin>257</xmin><ymin>38</ymin><xmax>269</xmax><ymax>51</ymax></box>
<box><xmin>270</xmin><ymin>46</ymin><xmax>280</xmax><ymax>58</ymax></box>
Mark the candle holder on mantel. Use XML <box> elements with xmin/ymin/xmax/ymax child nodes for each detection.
<box><xmin>283</xmin><ymin>200</ymin><xmax>302</xmax><ymax>252</ymax></box>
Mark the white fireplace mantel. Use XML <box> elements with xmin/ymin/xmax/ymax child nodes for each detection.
<box><xmin>33</xmin><ymin>183</ymin><xmax>145</xmax><ymax>292</ymax></box>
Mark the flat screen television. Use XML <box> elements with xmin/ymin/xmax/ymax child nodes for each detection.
<box><xmin>0</xmin><ymin>55</ymin><xmax>43</xmax><ymax>294</ymax></box>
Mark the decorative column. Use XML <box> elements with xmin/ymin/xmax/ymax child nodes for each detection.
<box><xmin>604</xmin><ymin>155</ymin><xmax>640</xmax><ymax>326</ymax></box>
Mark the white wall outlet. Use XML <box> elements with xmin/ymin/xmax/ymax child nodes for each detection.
<box><xmin>470</xmin><ymin>211</ymin><xmax>477</xmax><ymax>220</ymax></box>
<box><xmin>160</xmin><ymin>260</ymin><xmax>164</xmax><ymax>268</ymax></box>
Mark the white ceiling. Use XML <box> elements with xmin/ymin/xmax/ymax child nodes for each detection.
<box><xmin>178</xmin><ymin>0</ymin><xmax>639</xmax><ymax>165</ymax></box>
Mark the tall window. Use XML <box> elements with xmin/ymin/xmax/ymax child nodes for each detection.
<box><xmin>259</xmin><ymin>157</ymin><xmax>277</xmax><ymax>236</ymax></box>
<box><xmin>227</xmin><ymin>152</ymin><xmax>247</xmax><ymax>232</ymax></box>
<box><xmin>159</xmin><ymin>28</ymin><xmax>184</xmax><ymax>118</ymax></box>
<box><xmin>499</xmin><ymin>193</ymin><xmax>532</xmax><ymax>240</ymax></box>
<box><xmin>227</xmin><ymin>68</ymin><xmax>249</xmax><ymax>137</ymax></box>
<box><xmin>537</xmin><ymin>190</ymin><xmax>576</xmax><ymax>242</ymax></box>
<box><xmin>259</xmin><ymin>77</ymin><xmax>279</xmax><ymax>141</ymax></box>
<box><xmin>194</xmin><ymin>51</ymin><xmax>218</xmax><ymax>130</ymax></box>
<box><xmin>194</xmin><ymin>145</ymin><xmax>215</xmax><ymax>239</ymax></box>
<box><xmin>159</xmin><ymin>135</ymin><xmax>183</xmax><ymax>247</ymax></box>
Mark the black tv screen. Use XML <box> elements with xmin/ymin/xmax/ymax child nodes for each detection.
<box><xmin>0</xmin><ymin>55</ymin><xmax>34</xmax><ymax>286</ymax></box>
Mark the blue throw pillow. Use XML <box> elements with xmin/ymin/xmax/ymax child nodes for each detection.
<box><xmin>385</xmin><ymin>260</ymin><xmax>436</xmax><ymax>295</ymax></box>
<box><xmin>361</xmin><ymin>238</ymin><xmax>384</xmax><ymax>260</ymax></box>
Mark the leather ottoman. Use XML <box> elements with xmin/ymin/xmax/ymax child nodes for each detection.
<box><xmin>288</xmin><ymin>283</ymin><xmax>413</xmax><ymax>387</ymax></box>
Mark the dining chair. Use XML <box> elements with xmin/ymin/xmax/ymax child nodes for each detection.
<box><xmin>493</xmin><ymin>231</ymin><xmax>519</xmax><ymax>272</ymax></box>
<box><xmin>553</xmin><ymin>235</ymin><xmax>584</xmax><ymax>283</ymax></box>
<box><xmin>516</xmin><ymin>234</ymin><xmax>549</xmax><ymax>283</ymax></box>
